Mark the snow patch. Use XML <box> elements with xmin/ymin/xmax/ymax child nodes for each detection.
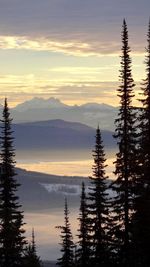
<box><xmin>40</xmin><ymin>183</ymin><xmax>115</xmax><ymax>197</ymax></box>
<box><xmin>40</xmin><ymin>183</ymin><xmax>90</xmax><ymax>196</ymax></box>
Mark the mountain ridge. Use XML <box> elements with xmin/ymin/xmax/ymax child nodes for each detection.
<box><xmin>10</xmin><ymin>97</ymin><xmax>116</xmax><ymax>111</ymax></box>
<box><xmin>11</xmin><ymin>119</ymin><xmax>115</xmax><ymax>149</ymax></box>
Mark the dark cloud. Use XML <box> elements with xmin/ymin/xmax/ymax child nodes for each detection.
<box><xmin>0</xmin><ymin>0</ymin><xmax>149</xmax><ymax>49</ymax></box>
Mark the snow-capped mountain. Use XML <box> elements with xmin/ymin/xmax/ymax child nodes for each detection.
<box><xmin>14</xmin><ymin>97</ymin><xmax>68</xmax><ymax>111</ymax></box>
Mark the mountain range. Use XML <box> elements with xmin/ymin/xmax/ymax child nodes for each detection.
<box><xmin>11</xmin><ymin>119</ymin><xmax>115</xmax><ymax>150</ymax></box>
<box><xmin>0</xmin><ymin>97</ymin><xmax>118</xmax><ymax>131</ymax></box>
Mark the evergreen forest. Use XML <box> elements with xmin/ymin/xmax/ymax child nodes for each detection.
<box><xmin>0</xmin><ymin>19</ymin><xmax>150</xmax><ymax>267</ymax></box>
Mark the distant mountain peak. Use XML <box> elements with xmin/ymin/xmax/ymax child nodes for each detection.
<box><xmin>14</xmin><ymin>97</ymin><xmax>67</xmax><ymax>111</ymax></box>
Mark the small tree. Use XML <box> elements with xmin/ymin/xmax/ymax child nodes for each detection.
<box><xmin>23</xmin><ymin>228</ymin><xmax>42</xmax><ymax>267</ymax></box>
<box><xmin>88</xmin><ymin>126</ymin><xmax>110</xmax><ymax>267</ymax></box>
<box><xmin>77</xmin><ymin>182</ymin><xmax>91</xmax><ymax>267</ymax></box>
<box><xmin>0</xmin><ymin>98</ymin><xmax>26</xmax><ymax>267</ymax></box>
<box><xmin>57</xmin><ymin>199</ymin><xmax>74</xmax><ymax>267</ymax></box>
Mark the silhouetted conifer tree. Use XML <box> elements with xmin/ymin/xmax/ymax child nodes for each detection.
<box><xmin>57</xmin><ymin>199</ymin><xmax>74</xmax><ymax>267</ymax></box>
<box><xmin>88</xmin><ymin>126</ymin><xmax>110</xmax><ymax>267</ymax></box>
<box><xmin>77</xmin><ymin>182</ymin><xmax>91</xmax><ymax>267</ymax></box>
<box><xmin>112</xmin><ymin>20</ymin><xmax>137</xmax><ymax>266</ymax></box>
<box><xmin>23</xmin><ymin>228</ymin><xmax>42</xmax><ymax>267</ymax></box>
<box><xmin>0</xmin><ymin>98</ymin><xmax>26</xmax><ymax>267</ymax></box>
<box><xmin>132</xmin><ymin>19</ymin><xmax>150</xmax><ymax>266</ymax></box>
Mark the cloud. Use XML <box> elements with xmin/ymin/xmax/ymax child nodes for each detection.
<box><xmin>0</xmin><ymin>35</ymin><xmax>121</xmax><ymax>56</ymax></box>
<box><xmin>49</xmin><ymin>66</ymin><xmax>119</xmax><ymax>83</ymax></box>
<box><xmin>0</xmin><ymin>35</ymin><xmax>146</xmax><ymax>58</ymax></box>
<box><xmin>0</xmin><ymin>71</ymin><xmax>142</xmax><ymax>108</ymax></box>
<box><xmin>0</xmin><ymin>73</ymin><xmax>118</xmax><ymax>107</ymax></box>
<box><xmin>50</xmin><ymin>66</ymin><xmax>117</xmax><ymax>74</ymax></box>
<box><xmin>0</xmin><ymin>0</ymin><xmax>147</xmax><ymax>114</ymax></box>
<box><xmin>0</xmin><ymin>0</ymin><xmax>149</xmax><ymax>56</ymax></box>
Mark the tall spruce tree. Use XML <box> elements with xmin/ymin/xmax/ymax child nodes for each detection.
<box><xmin>77</xmin><ymin>182</ymin><xmax>91</xmax><ymax>267</ymax></box>
<box><xmin>88</xmin><ymin>126</ymin><xmax>110</xmax><ymax>267</ymax></box>
<box><xmin>23</xmin><ymin>228</ymin><xmax>42</xmax><ymax>267</ymax></box>
<box><xmin>132</xmin><ymin>19</ymin><xmax>150</xmax><ymax>266</ymax></box>
<box><xmin>57</xmin><ymin>198</ymin><xmax>74</xmax><ymax>267</ymax></box>
<box><xmin>0</xmin><ymin>98</ymin><xmax>26</xmax><ymax>267</ymax></box>
<box><xmin>112</xmin><ymin>20</ymin><xmax>137</xmax><ymax>266</ymax></box>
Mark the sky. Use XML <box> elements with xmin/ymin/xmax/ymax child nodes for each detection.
<box><xmin>0</xmin><ymin>0</ymin><xmax>149</xmax><ymax>107</ymax></box>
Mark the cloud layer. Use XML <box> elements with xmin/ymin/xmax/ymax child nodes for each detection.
<box><xmin>0</xmin><ymin>0</ymin><xmax>148</xmax><ymax>106</ymax></box>
<box><xmin>0</xmin><ymin>36</ymin><xmax>121</xmax><ymax>56</ymax></box>
<box><xmin>0</xmin><ymin>0</ymin><xmax>149</xmax><ymax>54</ymax></box>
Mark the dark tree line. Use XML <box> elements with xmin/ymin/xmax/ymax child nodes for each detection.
<box><xmin>57</xmin><ymin>20</ymin><xmax>150</xmax><ymax>267</ymax></box>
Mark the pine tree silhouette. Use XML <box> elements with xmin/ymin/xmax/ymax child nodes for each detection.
<box><xmin>0</xmin><ymin>98</ymin><xmax>26</xmax><ymax>267</ymax></box>
<box><xmin>77</xmin><ymin>182</ymin><xmax>91</xmax><ymax>267</ymax></box>
<box><xmin>132</xmin><ymin>19</ymin><xmax>150</xmax><ymax>266</ymax></box>
<box><xmin>56</xmin><ymin>199</ymin><xmax>74</xmax><ymax>267</ymax></box>
<box><xmin>88</xmin><ymin>126</ymin><xmax>110</xmax><ymax>267</ymax></box>
<box><xmin>23</xmin><ymin>228</ymin><xmax>42</xmax><ymax>267</ymax></box>
<box><xmin>112</xmin><ymin>20</ymin><xmax>137</xmax><ymax>266</ymax></box>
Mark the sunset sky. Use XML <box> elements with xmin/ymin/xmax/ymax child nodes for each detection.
<box><xmin>0</xmin><ymin>0</ymin><xmax>149</xmax><ymax>107</ymax></box>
